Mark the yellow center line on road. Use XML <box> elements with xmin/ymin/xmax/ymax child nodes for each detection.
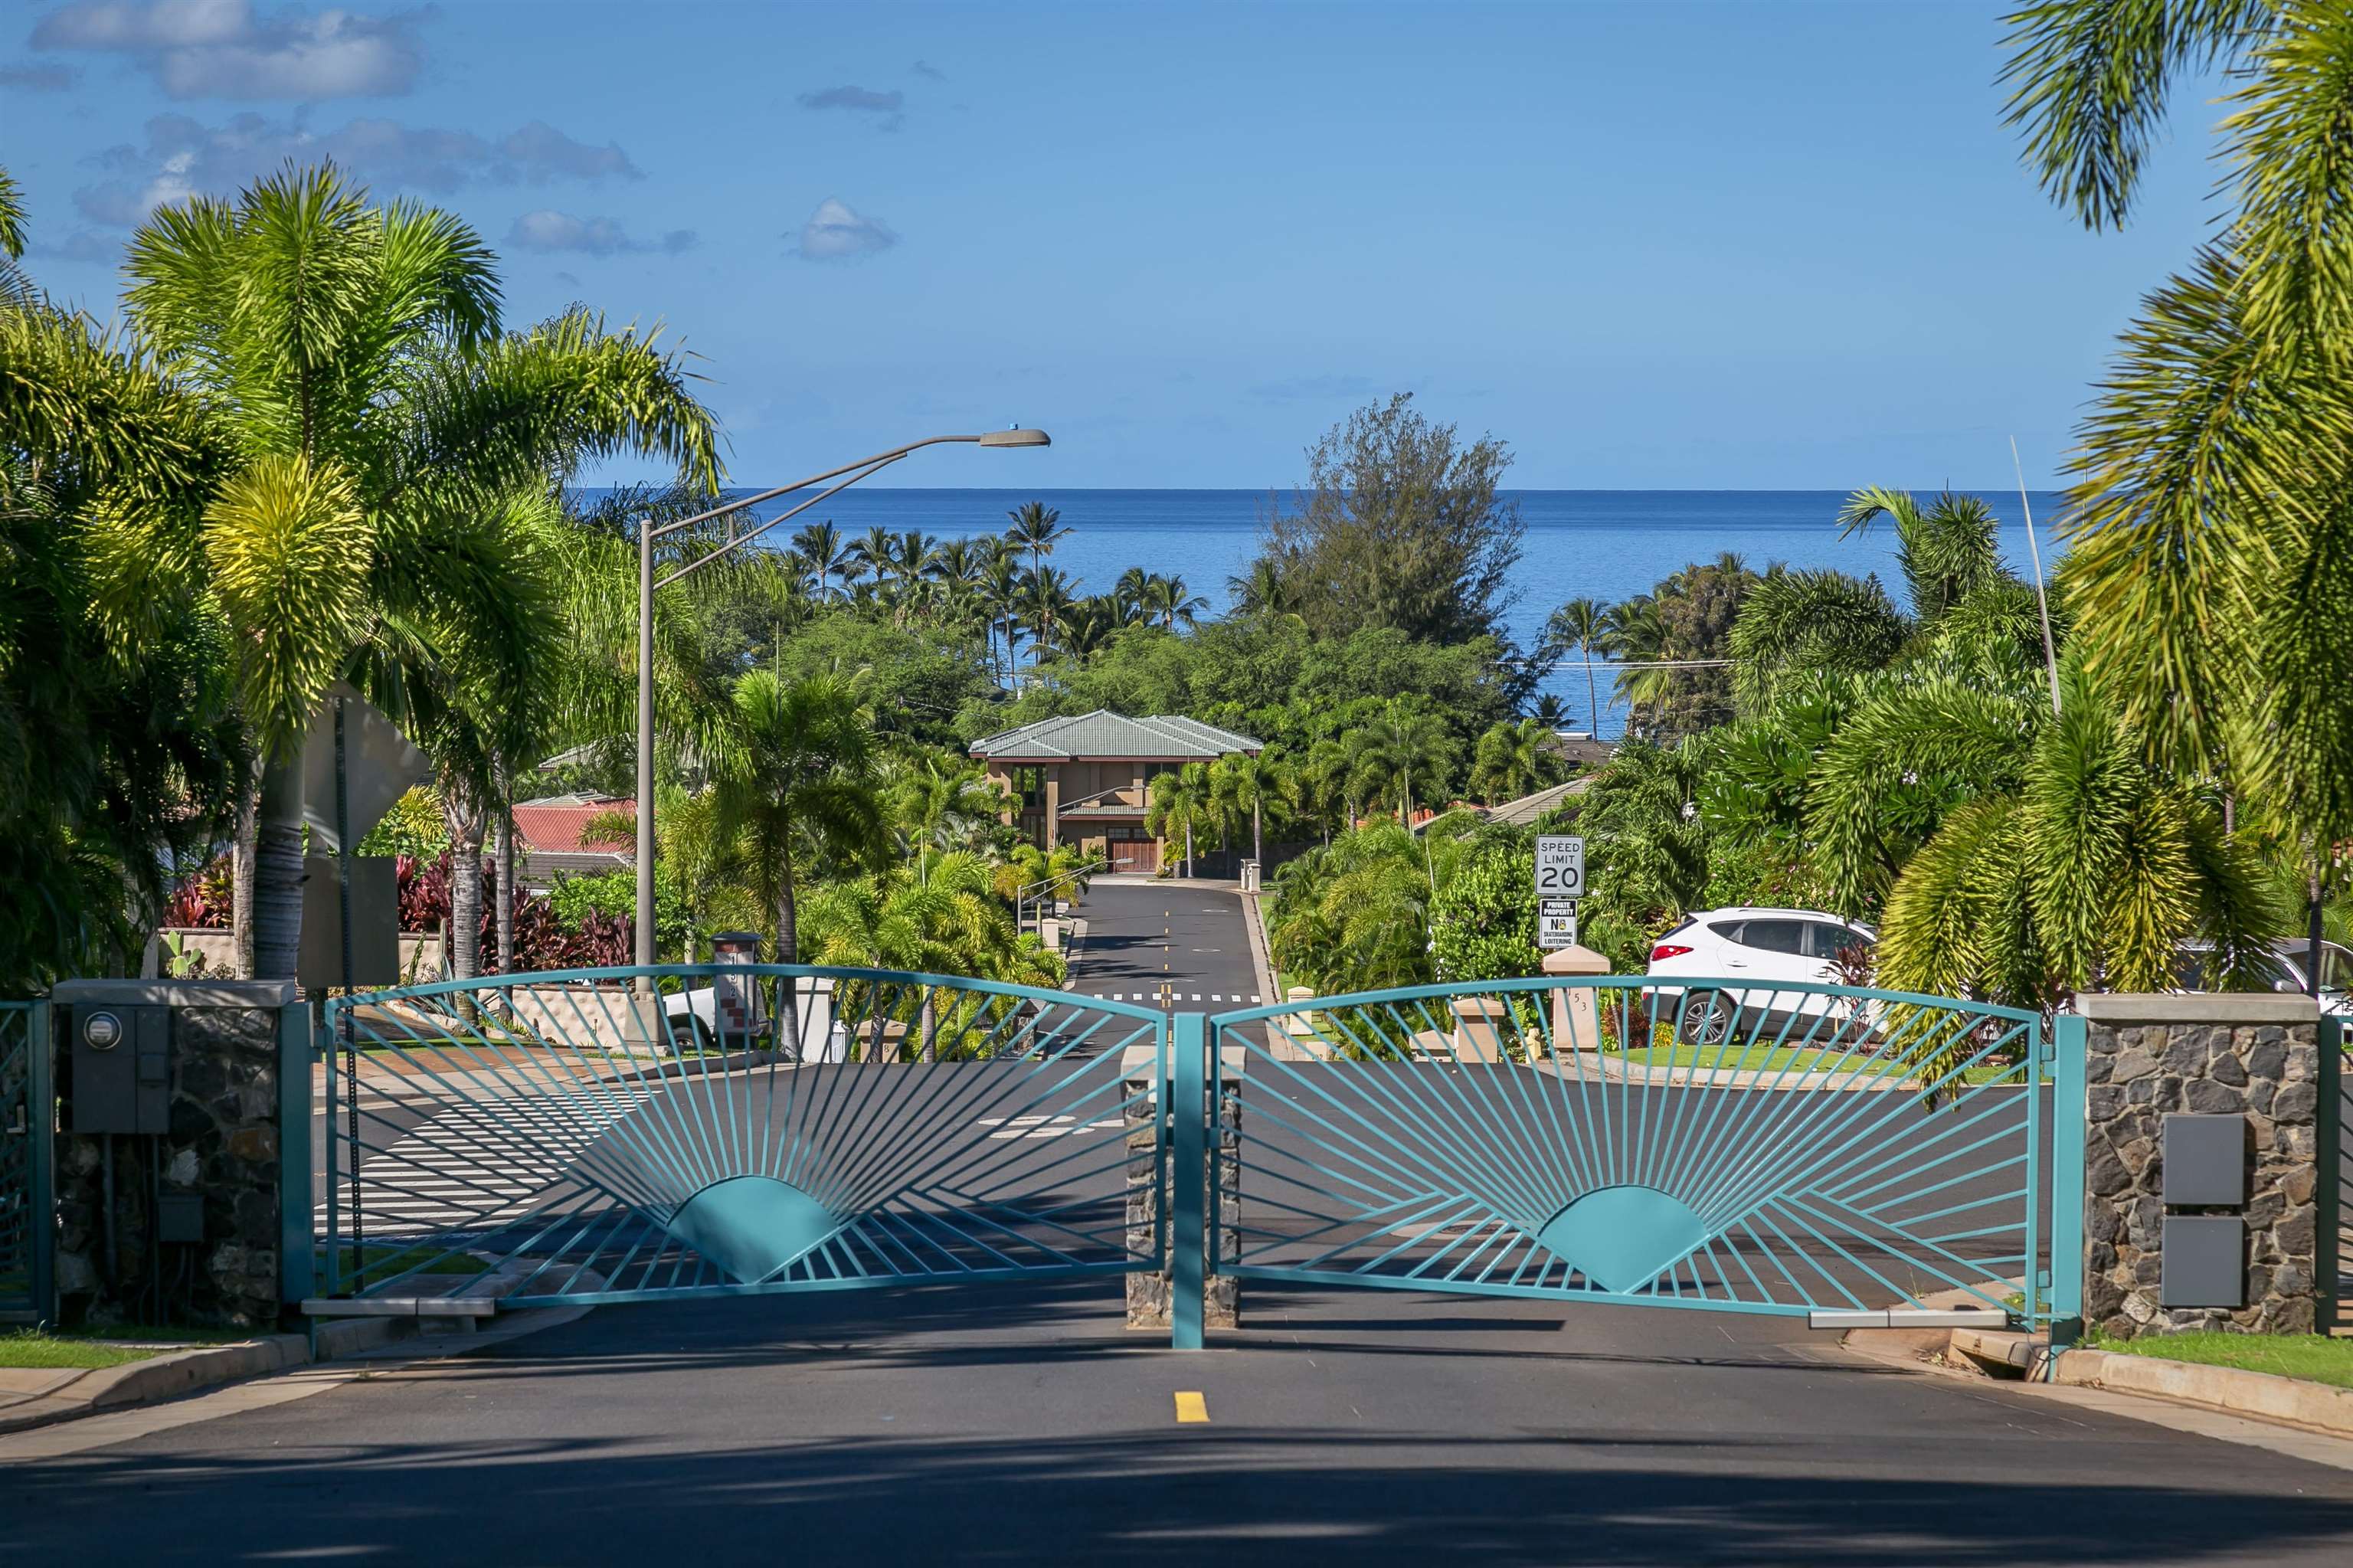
<box><xmin>1173</xmin><ymin>1390</ymin><xmax>1210</xmax><ymax>1424</ymax></box>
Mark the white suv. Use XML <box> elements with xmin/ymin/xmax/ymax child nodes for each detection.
<box><xmin>1644</xmin><ymin>907</ymin><xmax>1877</xmax><ymax>1041</ymax></box>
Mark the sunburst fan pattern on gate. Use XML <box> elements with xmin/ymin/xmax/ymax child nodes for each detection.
<box><xmin>1208</xmin><ymin>977</ymin><xmax>2068</xmax><ymax>1326</ymax></box>
<box><xmin>319</xmin><ymin>966</ymin><xmax>1165</xmax><ymax>1308</ymax></box>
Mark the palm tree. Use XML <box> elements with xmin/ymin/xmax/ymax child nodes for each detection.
<box><xmin>1019</xmin><ymin>565</ymin><xmax>1076</xmax><ymax>670</ymax></box>
<box><xmin>1597</xmin><ymin>594</ymin><xmax>1670</xmax><ymax>725</ymax></box>
<box><xmin>120</xmin><ymin>162</ymin><xmax>719</xmax><ymax>979</ymax></box>
<box><xmin>1226</xmin><ymin>557</ymin><xmax>1296</xmax><ymax>617</ymax></box>
<box><xmin>1212</xmin><ymin>748</ymin><xmax>1287</xmax><ymax>866</ymax></box>
<box><xmin>801</xmin><ymin>853</ymin><xmax>1039</xmax><ymax>1060</ymax></box>
<box><xmin>1835</xmin><ymin>488</ymin><xmax>2008</xmax><ymax>625</ymax></box>
<box><xmin>0</xmin><ymin>189</ymin><xmax>247</xmax><ymax>989</ymax></box>
<box><xmin>845</xmin><ymin>524</ymin><xmax>896</xmax><ymax>594</ymax></box>
<box><xmin>712</xmin><ymin>670</ymin><xmax>889</xmax><ymax>1043</ymax></box>
<box><xmin>1726</xmin><ymin>567</ymin><xmax>1910</xmax><ymax>711</ymax></box>
<box><xmin>1114</xmin><ymin>566</ymin><xmax>1153</xmax><ymax>624</ymax></box>
<box><xmin>1530</xmin><ymin>693</ymin><xmax>1571</xmax><ymax>730</ymax></box>
<box><xmin>2002</xmin><ymin>2</ymin><xmax>2353</xmax><ymax>962</ymax></box>
<box><xmin>1147</xmin><ymin>761</ymin><xmax>1218</xmax><ymax>877</ymax></box>
<box><xmin>1292</xmin><ymin>739</ymin><xmax>1351</xmax><ymax>845</ymax></box>
<box><xmin>1051</xmin><ymin>595</ymin><xmax>1120</xmax><ymax>663</ymax></box>
<box><xmin>1831</xmin><ymin>669</ymin><xmax>2272</xmax><ymax>1065</ymax></box>
<box><xmin>1143</xmin><ymin>573</ymin><xmax>1209</xmax><ymax>630</ymax></box>
<box><xmin>979</xmin><ymin>549</ymin><xmax>1026</xmax><ymax>683</ymax></box>
<box><xmin>1004</xmin><ymin>499</ymin><xmax>1069</xmax><ymax>574</ymax></box>
<box><xmin>1344</xmin><ymin>699</ymin><xmax>1453</xmax><ymax>826</ymax></box>
<box><xmin>1469</xmin><ymin>717</ymin><xmax>1562</xmax><ymax>805</ymax></box>
<box><xmin>791</xmin><ymin>519</ymin><xmax>855</xmax><ymax>601</ymax></box>
<box><xmin>1544</xmin><ymin>595</ymin><xmax>1608</xmax><ymax>738</ymax></box>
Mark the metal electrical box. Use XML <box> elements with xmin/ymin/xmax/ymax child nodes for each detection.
<box><xmin>2161</xmin><ymin>1114</ymin><xmax>2247</xmax><ymax>1206</ymax></box>
<box><xmin>2160</xmin><ymin>1215</ymin><xmax>2247</xmax><ymax>1308</ymax></box>
<box><xmin>67</xmin><ymin>1003</ymin><xmax>171</xmax><ymax>1134</ymax></box>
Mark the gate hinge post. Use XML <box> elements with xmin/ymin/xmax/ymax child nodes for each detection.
<box><xmin>1170</xmin><ymin>1011</ymin><xmax>1207</xmax><ymax>1350</ymax></box>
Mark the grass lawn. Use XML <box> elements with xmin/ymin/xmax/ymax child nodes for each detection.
<box><xmin>2090</xmin><ymin>1331</ymin><xmax>2353</xmax><ymax>1390</ymax></box>
<box><xmin>2</xmin><ymin>1321</ymin><xmax>258</xmax><ymax>1370</ymax></box>
<box><xmin>316</xmin><ymin>1243</ymin><xmax>491</xmax><ymax>1284</ymax></box>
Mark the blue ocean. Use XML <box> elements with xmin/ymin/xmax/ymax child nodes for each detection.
<box><xmin>678</xmin><ymin>488</ymin><xmax>2068</xmax><ymax>740</ymax></box>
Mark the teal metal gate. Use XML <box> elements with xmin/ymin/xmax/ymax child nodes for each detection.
<box><xmin>1203</xmin><ymin>977</ymin><xmax>2082</xmax><ymax>1334</ymax></box>
<box><xmin>317</xmin><ymin>966</ymin><xmax>1167</xmax><ymax>1308</ymax></box>
<box><xmin>1</xmin><ymin>1001</ymin><xmax>54</xmax><ymax>1324</ymax></box>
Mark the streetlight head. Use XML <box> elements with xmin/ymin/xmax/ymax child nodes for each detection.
<box><xmin>978</xmin><ymin>427</ymin><xmax>1051</xmax><ymax>448</ymax></box>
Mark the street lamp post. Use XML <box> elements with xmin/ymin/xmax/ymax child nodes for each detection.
<box><xmin>633</xmin><ymin>429</ymin><xmax>1050</xmax><ymax>991</ymax></box>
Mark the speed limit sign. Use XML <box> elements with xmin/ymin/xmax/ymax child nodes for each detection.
<box><xmin>1534</xmin><ymin>835</ymin><xmax>1586</xmax><ymax>899</ymax></box>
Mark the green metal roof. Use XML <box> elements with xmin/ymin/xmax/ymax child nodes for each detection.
<box><xmin>969</xmin><ymin>709</ymin><xmax>1262</xmax><ymax>761</ymax></box>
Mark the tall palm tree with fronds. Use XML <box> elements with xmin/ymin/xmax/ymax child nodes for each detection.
<box><xmin>844</xmin><ymin>524</ymin><xmax>896</xmax><ymax>592</ymax></box>
<box><xmin>1597</xmin><ymin>594</ymin><xmax>1670</xmax><ymax>726</ymax></box>
<box><xmin>791</xmin><ymin>519</ymin><xmax>855</xmax><ymax>601</ymax></box>
<box><xmin>2001</xmin><ymin>1</ymin><xmax>2353</xmax><ymax>964</ymax></box>
<box><xmin>117</xmin><ymin>162</ymin><xmax>721</xmax><ymax>978</ymax></box>
<box><xmin>1143</xmin><ymin>573</ymin><xmax>1209</xmax><ymax>630</ymax></box>
<box><xmin>1211</xmin><ymin>748</ymin><xmax>1287</xmax><ymax>867</ymax></box>
<box><xmin>1835</xmin><ymin>488</ymin><xmax>2009</xmax><ymax>624</ymax></box>
<box><xmin>1727</xmin><ymin>567</ymin><xmax>1910</xmax><ymax>712</ymax></box>
<box><xmin>1544</xmin><ymin>595</ymin><xmax>1608</xmax><ymax>737</ymax></box>
<box><xmin>979</xmin><ymin>548</ymin><xmax>1026</xmax><ymax>683</ymax></box>
<box><xmin>1019</xmin><ymin>565</ymin><xmax>1076</xmax><ymax>670</ymax></box>
<box><xmin>1050</xmin><ymin>594</ymin><xmax>1120</xmax><ymax>663</ymax></box>
<box><xmin>1147</xmin><ymin>761</ymin><xmax>1219</xmax><ymax>876</ymax></box>
<box><xmin>714</xmin><ymin>669</ymin><xmax>889</xmax><ymax>1043</ymax></box>
<box><xmin>1469</xmin><ymin>717</ymin><xmax>1563</xmax><ymax>804</ymax></box>
<box><xmin>1114</xmin><ymin>566</ymin><xmax>1153</xmax><ymax>625</ymax></box>
<box><xmin>1345</xmin><ymin>699</ymin><xmax>1454</xmax><ymax>825</ymax></box>
<box><xmin>1004</xmin><ymin>499</ymin><xmax>1069</xmax><ymax>574</ymax></box>
<box><xmin>1824</xmin><ymin>666</ymin><xmax>2272</xmax><ymax>1043</ymax></box>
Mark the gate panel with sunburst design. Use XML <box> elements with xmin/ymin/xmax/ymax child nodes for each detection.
<box><xmin>317</xmin><ymin>966</ymin><xmax>1165</xmax><ymax>1308</ymax></box>
<box><xmin>1206</xmin><ymin>977</ymin><xmax>2082</xmax><ymax>1331</ymax></box>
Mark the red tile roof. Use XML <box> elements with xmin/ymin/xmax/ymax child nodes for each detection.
<box><xmin>512</xmin><ymin>797</ymin><xmax>634</xmax><ymax>854</ymax></box>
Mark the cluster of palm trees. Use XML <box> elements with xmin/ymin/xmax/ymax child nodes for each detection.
<box><xmin>2</xmin><ymin>162</ymin><xmax>723</xmax><ymax>990</ymax></box>
<box><xmin>1141</xmin><ymin>704</ymin><xmax>1570</xmax><ymax>876</ymax></box>
<box><xmin>785</xmin><ymin>501</ymin><xmax>1206</xmax><ymax>679</ymax></box>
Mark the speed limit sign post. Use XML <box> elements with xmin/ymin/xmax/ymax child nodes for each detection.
<box><xmin>1534</xmin><ymin>836</ymin><xmax>1585</xmax><ymax>899</ymax></box>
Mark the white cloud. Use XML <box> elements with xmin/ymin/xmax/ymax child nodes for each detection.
<box><xmin>506</xmin><ymin>209</ymin><xmax>694</xmax><ymax>257</ymax></box>
<box><xmin>795</xmin><ymin>197</ymin><xmax>895</xmax><ymax>261</ymax></box>
<box><xmin>29</xmin><ymin>0</ymin><xmax>430</xmax><ymax>100</ymax></box>
<box><xmin>73</xmin><ymin>112</ymin><xmax>643</xmax><ymax>227</ymax></box>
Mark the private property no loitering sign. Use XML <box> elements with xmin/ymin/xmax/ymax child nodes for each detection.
<box><xmin>1534</xmin><ymin>835</ymin><xmax>1583</xmax><ymax>950</ymax></box>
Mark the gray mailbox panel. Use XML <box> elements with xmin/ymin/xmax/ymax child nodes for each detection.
<box><xmin>2159</xmin><ymin>1215</ymin><xmax>2246</xmax><ymax>1308</ymax></box>
<box><xmin>2161</xmin><ymin>1113</ymin><xmax>2246</xmax><ymax>1206</ymax></box>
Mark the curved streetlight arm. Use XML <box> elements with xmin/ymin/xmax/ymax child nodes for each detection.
<box><xmin>632</xmin><ymin>428</ymin><xmax>1050</xmax><ymax>997</ymax></box>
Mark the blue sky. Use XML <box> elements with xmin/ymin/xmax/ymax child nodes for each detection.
<box><xmin>2</xmin><ymin>1</ymin><xmax>2224</xmax><ymax>489</ymax></box>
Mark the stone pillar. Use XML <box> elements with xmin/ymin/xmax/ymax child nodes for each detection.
<box><xmin>1542</xmin><ymin>944</ymin><xmax>1610</xmax><ymax>1051</ymax></box>
<box><xmin>50</xmin><ymin>980</ymin><xmax>303</xmax><ymax>1331</ymax></box>
<box><xmin>2079</xmin><ymin>994</ymin><xmax>2322</xmax><ymax>1340</ymax></box>
<box><xmin>1123</xmin><ymin>1045</ymin><xmax>1239</xmax><ymax>1330</ymax></box>
<box><xmin>1043</xmin><ymin>771</ymin><xmax>1061</xmax><ymax>851</ymax></box>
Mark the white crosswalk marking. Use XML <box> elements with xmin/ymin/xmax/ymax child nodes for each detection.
<box><xmin>322</xmin><ymin>1082</ymin><xmax>654</xmax><ymax>1236</ymax></box>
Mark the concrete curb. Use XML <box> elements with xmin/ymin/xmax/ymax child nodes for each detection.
<box><xmin>1234</xmin><ymin>887</ymin><xmax>1277</xmax><ymax>1011</ymax></box>
<box><xmin>0</xmin><ymin>1316</ymin><xmax>427</xmax><ymax>1437</ymax></box>
<box><xmin>2050</xmin><ymin>1345</ymin><xmax>2353</xmax><ymax>1439</ymax></box>
<box><xmin>1877</xmin><ymin>1320</ymin><xmax>2353</xmax><ymax>1442</ymax></box>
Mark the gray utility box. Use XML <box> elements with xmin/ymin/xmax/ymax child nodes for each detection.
<box><xmin>63</xmin><ymin>999</ymin><xmax>172</xmax><ymax>1135</ymax></box>
<box><xmin>2159</xmin><ymin>1215</ymin><xmax>2247</xmax><ymax>1308</ymax></box>
<box><xmin>2160</xmin><ymin>1113</ymin><xmax>2247</xmax><ymax>1206</ymax></box>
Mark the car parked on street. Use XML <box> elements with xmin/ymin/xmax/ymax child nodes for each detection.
<box><xmin>2171</xmin><ymin>938</ymin><xmax>2353</xmax><ymax>1020</ymax></box>
<box><xmin>1644</xmin><ymin>907</ymin><xmax>1878</xmax><ymax>1042</ymax></box>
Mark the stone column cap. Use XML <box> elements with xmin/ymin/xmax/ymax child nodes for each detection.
<box><xmin>52</xmin><ymin>978</ymin><xmax>300</xmax><ymax>1008</ymax></box>
<box><xmin>1540</xmin><ymin>944</ymin><xmax>1611</xmax><ymax>977</ymax></box>
<box><xmin>2076</xmin><ymin>993</ymin><xmax>2319</xmax><ymax>1024</ymax></box>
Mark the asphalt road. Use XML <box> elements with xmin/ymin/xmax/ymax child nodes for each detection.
<box><xmin>1069</xmin><ymin>881</ymin><xmax>1262</xmax><ymax>1010</ymax></box>
<box><xmin>5</xmin><ymin>1280</ymin><xmax>2351</xmax><ymax>1566</ymax></box>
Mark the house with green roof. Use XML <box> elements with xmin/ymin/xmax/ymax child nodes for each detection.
<box><xmin>969</xmin><ymin>710</ymin><xmax>1262</xmax><ymax>872</ymax></box>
